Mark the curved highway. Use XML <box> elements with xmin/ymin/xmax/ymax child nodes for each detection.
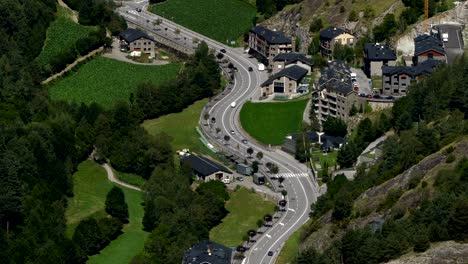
<box><xmin>116</xmin><ymin>2</ymin><xmax>320</xmax><ymax>263</ymax></box>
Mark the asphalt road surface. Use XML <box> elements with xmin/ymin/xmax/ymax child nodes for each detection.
<box><xmin>116</xmin><ymin>1</ymin><xmax>319</xmax><ymax>263</ymax></box>
<box><xmin>434</xmin><ymin>24</ymin><xmax>465</xmax><ymax>64</ymax></box>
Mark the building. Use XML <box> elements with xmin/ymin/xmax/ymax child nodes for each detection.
<box><xmin>182</xmin><ymin>240</ymin><xmax>232</xmax><ymax>264</ymax></box>
<box><xmin>271</xmin><ymin>53</ymin><xmax>314</xmax><ymax>74</ymax></box>
<box><xmin>283</xmin><ymin>131</ymin><xmax>345</xmax><ymax>155</ymax></box>
<box><xmin>119</xmin><ymin>28</ymin><xmax>156</xmax><ymax>56</ymax></box>
<box><xmin>319</xmin><ymin>26</ymin><xmax>356</xmax><ymax>58</ymax></box>
<box><xmin>260</xmin><ymin>65</ymin><xmax>308</xmax><ymax>97</ymax></box>
<box><xmin>253</xmin><ymin>173</ymin><xmax>265</xmax><ymax>185</ymax></box>
<box><xmin>413</xmin><ymin>34</ymin><xmax>446</xmax><ymax>65</ymax></box>
<box><xmin>363</xmin><ymin>43</ymin><xmax>397</xmax><ymax>77</ymax></box>
<box><xmin>236</xmin><ymin>163</ymin><xmax>252</xmax><ymax>176</ymax></box>
<box><xmin>381</xmin><ymin>59</ymin><xmax>441</xmax><ymax>96</ymax></box>
<box><xmin>313</xmin><ymin>61</ymin><xmax>360</xmax><ymax>122</ymax></box>
<box><xmin>180</xmin><ymin>154</ymin><xmax>233</xmax><ymax>183</ymax></box>
<box><xmin>249</xmin><ymin>25</ymin><xmax>294</xmax><ymax>66</ymax></box>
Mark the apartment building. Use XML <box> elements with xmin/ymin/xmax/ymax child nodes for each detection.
<box><xmin>249</xmin><ymin>25</ymin><xmax>295</xmax><ymax>65</ymax></box>
<box><xmin>313</xmin><ymin>61</ymin><xmax>360</xmax><ymax>122</ymax></box>
<box><xmin>381</xmin><ymin>59</ymin><xmax>441</xmax><ymax>96</ymax></box>
<box><xmin>260</xmin><ymin>65</ymin><xmax>308</xmax><ymax>96</ymax></box>
<box><xmin>319</xmin><ymin>26</ymin><xmax>356</xmax><ymax>58</ymax></box>
<box><xmin>363</xmin><ymin>43</ymin><xmax>397</xmax><ymax>77</ymax></box>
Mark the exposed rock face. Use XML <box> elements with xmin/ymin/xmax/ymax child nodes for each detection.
<box><xmin>385</xmin><ymin>241</ymin><xmax>468</xmax><ymax>264</ymax></box>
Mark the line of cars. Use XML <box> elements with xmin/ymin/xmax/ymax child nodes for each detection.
<box><xmin>359</xmin><ymin>93</ymin><xmax>395</xmax><ymax>100</ymax></box>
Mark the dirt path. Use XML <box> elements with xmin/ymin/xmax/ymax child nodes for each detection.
<box><xmin>57</xmin><ymin>0</ymin><xmax>78</xmax><ymax>23</ymax></box>
<box><xmin>41</xmin><ymin>46</ymin><xmax>103</xmax><ymax>85</ymax></box>
<box><xmin>101</xmin><ymin>163</ymin><xmax>142</xmax><ymax>192</ymax></box>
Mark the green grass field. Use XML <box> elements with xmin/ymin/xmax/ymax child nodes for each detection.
<box><xmin>149</xmin><ymin>0</ymin><xmax>256</xmax><ymax>44</ymax></box>
<box><xmin>209</xmin><ymin>187</ymin><xmax>275</xmax><ymax>247</ymax></box>
<box><xmin>36</xmin><ymin>5</ymin><xmax>97</xmax><ymax>67</ymax></box>
<box><xmin>66</xmin><ymin>161</ymin><xmax>148</xmax><ymax>264</ymax></box>
<box><xmin>49</xmin><ymin>57</ymin><xmax>180</xmax><ymax>108</ymax></box>
<box><xmin>116</xmin><ymin>171</ymin><xmax>147</xmax><ymax>189</ymax></box>
<box><xmin>240</xmin><ymin>99</ymin><xmax>309</xmax><ymax>145</ymax></box>
<box><xmin>142</xmin><ymin>99</ymin><xmax>211</xmax><ymax>154</ymax></box>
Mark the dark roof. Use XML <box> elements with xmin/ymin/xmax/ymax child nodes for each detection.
<box><xmin>183</xmin><ymin>240</ymin><xmax>232</xmax><ymax>264</ymax></box>
<box><xmin>250</xmin><ymin>26</ymin><xmax>291</xmax><ymax>44</ymax></box>
<box><xmin>287</xmin><ymin>131</ymin><xmax>345</xmax><ymax>147</ymax></box>
<box><xmin>382</xmin><ymin>59</ymin><xmax>441</xmax><ymax>77</ymax></box>
<box><xmin>261</xmin><ymin>65</ymin><xmax>308</xmax><ymax>86</ymax></box>
<box><xmin>414</xmin><ymin>34</ymin><xmax>445</xmax><ymax>56</ymax></box>
<box><xmin>181</xmin><ymin>154</ymin><xmax>231</xmax><ymax>177</ymax></box>
<box><xmin>364</xmin><ymin>43</ymin><xmax>397</xmax><ymax>61</ymax></box>
<box><xmin>273</xmin><ymin>53</ymin><xmax>314</xmax><ymax>66</ymax></box>
<box><xmin>317</xmin><ymin>60</ymin><xmax>353</xmax><ymax>95</ymax></box>
<box><xmin>119</xmin><ymin>28</ymin><xmax>154</xmax><ymax>43</ymax></box>
<box><xmin>319</xmin><ymin>26</ymin><xmax>346</xmax><ymax>40</ymax></box>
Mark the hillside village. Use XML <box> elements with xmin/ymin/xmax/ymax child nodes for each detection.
<box><xmin>0</xmin><ymin>0</ymin><xmax>466</xmax><ymax>264</ymax></box>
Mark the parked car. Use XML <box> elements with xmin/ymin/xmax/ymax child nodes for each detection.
<box><xmin>236</xmin><ymin>176</ymin><xmax>244</xmax><ymax>181</ymax></box>
<box><xmin>220</xmin><ymin>49</ymin><xmax>226</xmax><ymax>53</ymax></box>
<box><xmin>385</xmin><ymin>96</ymin><xmax>395</xmax><ymax>100</ymax></box>
<box><xmin>268</xmin><ymin>251</ymin><xmax>274</xmax><ymax>256</ymax></box>
<box><xmin>241</xmin><ymin>139</ymin><xmax>248</xmax><ymax>144</ymax></box>
<box><xmin>230</xmin><ymin>130</ymin><xmax>235</xmax><ymax>134</ymax></box>
<box><xmin>373</xmin><ymin>94</ymin><xmax>381</xmax><ymax>99</ymax></box>
<box><xmin>359</xmin><ymin>93</ymin><xmax>366</xmax><ymax>97</ymax></box>
<box><xmin>248</xmin><ymin>67</ymin><xmax>253</xmax><ymax>72</ymax></box>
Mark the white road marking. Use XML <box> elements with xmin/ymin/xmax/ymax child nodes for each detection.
<box><xmin>279</xmin><ymin>222</ymin><xmax>284</xmax><ymax>226</ymax></box>
<box><xmin>288</xmin><ymin>208</ymin><xmax>296</xmax><ymax>212</ymax></box>
<box><xmin>266</xmin><ymin>234</ymin><xmax>271</xmax><ymax>238</ymax></box>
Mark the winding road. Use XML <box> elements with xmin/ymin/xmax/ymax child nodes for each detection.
<box><xmin>116</xmin><ymin>2</ymin><xmax>320</xmax><ymax>263</ymax></box>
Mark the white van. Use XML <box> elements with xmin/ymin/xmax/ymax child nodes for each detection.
<box><xmin>230</xmin><ymin>101</ymin><xmax>237</xmax><ymax>108</ymax></box>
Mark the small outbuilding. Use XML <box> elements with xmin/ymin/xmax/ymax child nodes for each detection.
<box><xmin>253</xmin><ymin>173</ymin><xmax>265</xmax><ymax>185</ymax></box>
<box><xmin>236</xmin><ymin>163</ymin><xmax>252</xmax><ymax>176</ymax></box>
<box><xmin>181</xmin><ymin>154</ymin><xmax>233</xmax><ymax>184</ymax></box>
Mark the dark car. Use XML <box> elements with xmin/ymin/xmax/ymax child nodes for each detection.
<box><xmin>136</xmin><ymin>7</ymin><xmax>142</xmax><ymax>12</ymax></box>
<box><xmin>220</xmin><ymin>49</ymin><xmax>226</xmax><ymax>53</ymax></box>
<box><xmin>236</xmin><ymin>176</ymin><xmax>244</xmax><ymax>181</ymax></box>
<box><xmin>373</xmin><ymin>94</ymin><xmax>381</xmax><ymax>99</ymax></box>
<box><xmin>385</xmin><ymin>95</ymin><xmax>395</xmax><ymax>100</ymax></box>
<box><xmin>359</xmin><ymin>93</ymin><xmax>366</xmax><ymax>97</ymax></box>
<box><xmin>268</xmin><ymin>251</ymin><xmax>274</xmax><ymax>256</ymax></box>
<box><xmin>248</xmin><ymin>67</ymin><xmax>253</xmax><ymax>72</ymax></box>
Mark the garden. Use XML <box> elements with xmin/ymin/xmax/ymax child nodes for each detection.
<box><xmin>149</xmin><ymin>0</ymin><xmax>256</xmax><ymax>44</ymax></box>
<box><xmin>49</xmin><ymin>57</ymin><xmax>180</xmax><ymax>107</ymax></box>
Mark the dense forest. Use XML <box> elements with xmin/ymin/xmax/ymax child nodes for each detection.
<box><xmin>297</xmin><ymin>56</ymin><xmax>468</xmax><ymax>263</ymax></box>
<box><xmin>0</xmin><ymin>0</ymin><xmax>224</xmax><ymax>263</ymax></box>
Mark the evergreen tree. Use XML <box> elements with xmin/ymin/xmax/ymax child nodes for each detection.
<box><xmin>448</xmin><ymin>198</ymin><xmax>468</xmax><ymax>242</ymax></box>
<box><xmin>105</xmin><ymin>187</ymin><xmax>129</xmax><ymax>223</ymax></box>
<box><xmin>72</xmin><ymin>218</ymin><xmax>103</xmax><ymax>255</ymax></box>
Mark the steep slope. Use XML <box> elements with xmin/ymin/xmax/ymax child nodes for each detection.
<box><xmin>294</xmin><ymin>138</ymin><xmax>468</xmax><ymax>263</ymax></box>
<box><xmin>260</xmin><ymin>0</ymin><xmax>403</xmax><ymax>52</ymax></box>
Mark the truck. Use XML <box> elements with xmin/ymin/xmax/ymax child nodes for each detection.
<box><xmin>442</xmin><ymin>33</ymin><xmax>449</xmax><ymax>42</ymax></box>
<box><xmin>258</xmin><ymin>63</ymin><xmax>265</xmax><ymax>71</ymax></box>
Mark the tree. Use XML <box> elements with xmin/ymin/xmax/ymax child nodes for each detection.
<box><xmin>72</xmin><ymin>218</ymin><xmax>103</xmax><ymax>255</ymax></box>
<box><xmin>281</xmin><ymin>190</ymin><xmax>288</xmax><ymax>197</ymax></box>
<box><xmin>203</xmin><ymin>113</ymin><xmax>209</xmax><ymax>124</ymax></box>
<box><xmin>246</xmin><ymin>147</ymin><xmax>254</xmax><ymax>158</ymax></box>
<box><xmin>196</xmin><ymin>180</ymin><xmax>229</xmax><ymax>202</ymax></box>
<box><xmin>295</xmin><ymin>133</ymin><xmax>310</xmax><ymax>162</ymax></box>
<box><xmin>105</xmin><ymin>187</ymin><xmax>129</xmax><ymax>223</ymax></box>
<box><xmin>448</xmin><ymin>198</ymin><xmax>468</xmax><ymax>242</ymax></box>
<box><xmin>348</xmin><ymin>10</ymin><xmax>358</xmax><ymax>21</ymax></box>
<box><xmin>270</xmin><ymin>164</ymin><xmax>279</xmax><ymax>174</ymax></box>
<box><xmin>256</xmin><ymin>151</ymin><xmax>263</xmax><ymax>161</ymax></box>
<box><xmin>309</xmin><ymin>17</ymin><xmax>323</xmax><ymax>33</ymax></box>
<box><xmin>215</xmin><ymin>127</ymin><xmax>221</xmax><ymax>137</ymax></box>
<box><xmin>413</xmin><ymin>231</ymin><xmax>430</xmax><ymax>252</ymax></box>
<box><xmin>373</xmin><ymin>14</ymin><xmax>398</xmax><ymax>42</ymax></box>
<box><xmin>322</xmin><ymin>117</ymin><xmax>347</xmax><ymax>137</ymax></box>
<box><xmin>252</xmin><ymin>161</ymin><xmax>259</xmax><ymax>174</ymax></box>
<box><xmin>278</xmin><ymin>176</ymin><xmax>285</xmax><ymax>187</ymax></box>
<box><xmin>332</xmin><ymin>190</ymin><xmax>352</xmax><ymax>220</ymax></box>
<box><xmin>224</xmin><ymin>135</ymin><xmax>230</xmax><ymax>145</ymax></box>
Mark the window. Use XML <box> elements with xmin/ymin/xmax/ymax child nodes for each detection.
<box><xmin>143</xmin><ymin>42</ymin><xmax>146</xmax><ymax>45</ymax></box>
<box><xmin>278</xmin><ymin>65</ymin><xmax>282</xmax><ymax>69</ymax></box>
<box><xmin>401</xmin><ymin>83</ymin><xmax>406</xmax><ymax>86</ymax></box>
<box><xmin>393</xmin><ymin>89</ymin><xmax>399</xmax><ymax>93</ymax></box>
<box><xmin>143</xmin><ymin>48</ymin><xmax>146</xmax><ymax>51</ymax></box>
<box><xmin>401</xmin><ymin>76</ymin><xmax>407</xmax><ymax>79</ymax></box>
<box><xmin>273</xmin><ymin>82</ymin><xmax>284</xmax><ymax>93</ymax></box>
<box><xmin>428</xmin><ymin>53</ymin><xmax>434</xmax><ymax>59</ymax></box>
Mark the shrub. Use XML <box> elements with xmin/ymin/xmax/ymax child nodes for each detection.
<box><xmin>446</xmin><ymin>154</ymin><xmax>456</xmax><ymax>163</ymax></box>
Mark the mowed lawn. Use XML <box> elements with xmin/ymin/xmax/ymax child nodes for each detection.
<box><xmin>210</xmin><ymin>187</ymin><xmax>275</xmax><ymax>247</ymax></box>
<box><xmin>36</xmin><ymin>5</ymin><xmax>97</xmax><ymax>67</ymax></box>
<box><xmin>66</xmin><ymin>161</ymin><xmax>148</xmax><ymax>264</ymax></box>
<box><xmin>240</xmin><ymin>99</ymin><xmax>309</xmax><ymax>145</ymax></box>
<box><xmin>49</xmin><ymin>57</ymin><xmax>180</xmax><ymax>108</ymax></box>
<box><xmin>149</xmin><ymin>0</ymin><xmax>256</xmax><ymax>43</ymax></box>
<box><xmin>143</xmin><ymin>99</ymin><xmax>210</xmax><ymax>153</ymax></box>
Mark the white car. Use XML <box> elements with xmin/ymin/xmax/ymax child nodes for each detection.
<box><xmin>230</xmin><ymin>101</ymin><xmax>236</xmax><ymax>108</ymax></box>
